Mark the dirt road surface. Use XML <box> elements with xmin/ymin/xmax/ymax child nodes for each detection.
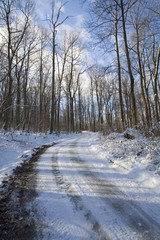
<box><xmin>1</xmin><ymin>133</ymin><xmax>160</xmax><ymax>240</ymax></box>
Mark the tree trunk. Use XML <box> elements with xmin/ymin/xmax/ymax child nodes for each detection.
<box><xmin>78</xmin><ymin>85</ymin><xmax>82</xmax><ymax>132</ymax></box>
<box><xmin>57</xmin><ymin>91</ymin><xmax>61</xmax><ymax>133</ymax></box>
<box><xmin>4</xmin><ymin>14</ymin><xmax>12</xmax><ymax>130</ymax></box>
<box><xmin>22</xmin><ymin>58</ymin><xmax>29</xmax><ymax>130</ymax></box>
<box><xmin>153</xmin><ymin>44</ymin><xmax>160</xmax><ymax>122</ymax></box>
<box><xmin>70</xmin><ymin>96</ymin><xmax>74</xmax><ymax>132</ymax></box>
<box><xmin>15</xmin><ymin>56</ymin><xmax>21</xmax><ymax>128</ymax></box>
<box><xmin>142</xmin><ymin>62</ymin><xmax>152</xmax><ymax>124</ymax></box>
<box><xmin>136</xmin><ymin>27</ymin><xmax>150</xmax><ymax>127</ymax></box>
<box><xmin>120</xmin><ymin>0</ymin><xmax>137</xmax><ymax>127</ymax></box>
<box><xmin>39</xmin><ymin>46</ymin><xmax>43</xmax><ymax>132</ymax></box>
<box><xmin>50</xmin><ymin>30</ymin><xmax>56</xmax><ymax>133</ymax></box>
<box><xmin>115</xmin><ymin>7</ymin><xmax>125</xmax><ymax>132</ymax></box>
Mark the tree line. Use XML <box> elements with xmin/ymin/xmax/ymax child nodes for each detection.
<box><xmin>0</xmin><ymin>0</ymin><xmax>159</xmax><ymax>134</ymax></box>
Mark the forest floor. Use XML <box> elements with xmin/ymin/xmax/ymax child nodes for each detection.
<box><xmin>0</xmin><ymin>129</ymin><xmax>160</xmax><ymax>239</ymax></box>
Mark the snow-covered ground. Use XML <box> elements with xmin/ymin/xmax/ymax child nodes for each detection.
<box><xmin>0</xmin><ymin>130</ymin><xmax>62</xmax><ymax>186</ymax></box>
<box><xmin>92</xmin><ymin>128</ymin><xmax>160</xmax><ymax>197</ymax></box>
<box><xmin>0</xmin><ymin>129</ymin><xmax>160</xmax><ymax>239</ymax></box>
<box><xmin>33</xmin><ymin>131</ymin><xmax>160</xmax><ymax>239</ymax></box>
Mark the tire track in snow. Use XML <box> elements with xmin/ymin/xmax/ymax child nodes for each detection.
<box><xmin>52</xmin><ymin>141</ymin><xmax>137</xmax><ymax>239</ymax></box>
<box><xmin>69</xmin><ymin>139</ymin><xmax>160</xmax><ymax>240</ymax></box>
<box><xmin>35</xmin><ymin>144</ymin><xmax>104</xmax><ymax>240</ymax></box>
<box><xmin>52</xmin><ymin>146</ymin><xmax>110</xmax><ymax>240</ymax></box>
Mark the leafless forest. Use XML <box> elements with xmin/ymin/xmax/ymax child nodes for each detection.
<box><xmin>0</xmin><ymin>0</ymin><xmax>159</xmax><ymax>134</ymax></box>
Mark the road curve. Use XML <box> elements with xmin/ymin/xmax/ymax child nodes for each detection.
<box><xmin>34</xmin><ymin>134</ymin><xmax>160</xmax><ymax>240</ymax></box>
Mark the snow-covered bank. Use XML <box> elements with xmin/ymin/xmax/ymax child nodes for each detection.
<box><xmin>81</xmin><ymin>130</ymin><xmax>160</xmax><ymax>226</ymax></box>
<box><xmin>101</xmin><ymin>128</ymin><xmax>160</xmax><ymax>175</ymax></box>
<box><xmin>99</xmin><ymin>129</ymin><xmax>160</xmax><ymax>193</ymax></box>
<box><xmin>0</xmin><ymin>130</ymin><xmax>83</xmax><ymax>187</ymax></box>
<box><xmin>0</xmin><ymin>130</ymin><xmax>61</xmax><ymax>186</ymax></box>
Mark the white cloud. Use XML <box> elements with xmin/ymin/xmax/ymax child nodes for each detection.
<box><xmin>35</xmin><ymin>0</ymin><xmax>66</xmax><ymax>22</ymax></box>
<box><xmin>75</xmin><ymin>14</ymin><xmax>84</xmax><ymax>27</ymax></box>
<box><xmin>35</xmin><ymin>0</ymin><xmax>51</xmax><ymax>20</ymax></box>
<box><xmin>56</xmin><ymin>15</ymin><xmax>91</xmax><ymax>46</ymax></box>
<box><xmin>56</xmin><ymin>1</ymin><xmax>66</xmax><ymax>13</ymax></box>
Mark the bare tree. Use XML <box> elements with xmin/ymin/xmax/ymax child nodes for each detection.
<box><xmin>56</xmin><ymin>32</ymin><xmax>73</xmax><ymax>133</ymax></box>
<box><xmin>120</xmin><ymin>0</ymin><xmax>137</xmax><ymax>127</ymax></box>
<box><xmin>0</xmin><ymin>0</ymin><xmax>34</xmax><ymax>130</ymax></box>
<box><xmin>83</xmin><ymin>0</ymin><xmax>126</xmax><ymax>131</ymax></box>
<box><xmin>153</xmin><ymin>43</ymin><xmax>160</xmax><ymax>122</ymax></box>
<box><xmin>37</xmin><ymin>26</ymin><xmax>49</xmax><ymax>131</ymax></box>
<box><xmin>63</xmin><ymin>32</ymin><xmax>84</xmax><ymax>132</ymax></box>
<box><xmin>47</xmin><ymin>0</ymin><xmax>69</xmax><ymax>133</ymax></box>
<box><xmin>129</xmin><ymin>0</ymin><xmax>150</xmax><ymax>127</ymax></box>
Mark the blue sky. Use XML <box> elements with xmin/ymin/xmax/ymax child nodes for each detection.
<box><xmin>35</xmin><ymin>0</ymin><xmax>85</xmax><ymax>27</ymax></box>
<box><xmin>35</xmin><ymin>0</ymin><xmax>110</xmax><ymax>67</ymax></box>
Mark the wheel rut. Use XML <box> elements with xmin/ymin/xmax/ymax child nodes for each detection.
<box><xmin>69</xmin><ymin>140</ymin><xmax>160</xmax><ymax>240</ymax></box>
<box><xmin>52</xmin><ymin>147</ymin><xmax>109</xmax><ymax>240</ymax></box>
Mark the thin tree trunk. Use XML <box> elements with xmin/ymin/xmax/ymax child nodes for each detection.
<box><xmin>70</xmin><ymin>96</ymin><xmax>74</xmax><ymax>132</ymax></box>
<box><xmin>22</xmin><ymin>57</ymin><xmax>29</xmax><ymax>130</ymax></box>
<box><xmin>67</xmin><ymin>95</ymin><xmax>70</xmax><ymax>132</ymax></box>
<box><xmin>142</xmin><ymin>62</ymin><xmax>152</xmax><ymax>124</ymax></box>
<box><xmin>78</xmin><ymin>85</ymin><xmax>82</xmax><ymax>132</ymax></box>
<box><xmin>153</xmin><ymin>44</ymin><xmax>160</xmax><ymax>122</ymax></box>
<box><xmin>4</xmin><ymin>12</ymin><xmax>12</xmax><ymax>130</ymax></box>
<box><xmin>39</xmin><ymin>46</ymin><xmax>43</xmax><ymax>131</ymax></box>
<box><xmin>16</xmin><ymin>62</ymin><xmax>21</xmax><ymax>128</ymax></box>
<box><xmin>50</xmin><ymin>30</ymin><xmax>55</xmax><ymax>133</ymax></box>
<box><xmin>91</xmin><ymin>77</ymin><xmax>95</xmax><ymax>132</ymax></box>
<box><xmin>136</xmin><ymin>27</ymin><xmax>150</xmax><ymax>127</ymax></box>
<box><xmin>115</xmin><ymin>7</ymin><xmax>125</xmax><ymax>132</ymax></box>
<box><xmin>120</xmin><ymin>0</ymin><xmax>137</xmax><ymax>127</ymax></box>
<box><xmin>57</xmin><ymin>92</ymin><xmax>61</xmax><ymax>133</ymax></box>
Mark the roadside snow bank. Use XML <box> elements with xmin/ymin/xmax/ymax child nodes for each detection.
<box><xmin>78</xmin><ymin>130</ymin><xmax>160</xmax><ymax>226</ymax></box>
<box><xmin>0</xmin><ymin>131</ymin><xmax>59</xmax><ymax>186</ymax></box>
<box><xmin>97</xmin><ymin>129</ymin><xmax>160</xmax><ymax>205</ymax></box>
<box><xmin>100</xmin><ymin>128</ymin><xmax>160</xmax><ymax>175</ymax></box>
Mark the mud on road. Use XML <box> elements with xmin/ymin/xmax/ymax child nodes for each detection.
<box><xmin>0</xmin><ymin>144</ymin><xmax>54</xmax><ymax>240</ymax></box>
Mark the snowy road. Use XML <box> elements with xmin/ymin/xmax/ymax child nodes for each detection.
<box><xmin>34</xmin><ymin>133</ymin><xmax>160</xmax><ymax>240</ymax></box>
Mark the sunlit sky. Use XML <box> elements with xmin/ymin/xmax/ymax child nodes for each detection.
<box><xmin>35</xmin><ymin>0</ymin><xmax>110</xmax><ymax>67</ymax></box>
<box><xmin>35</xmin><ymin>0</ymin><xmax>87</xmax><ymax>36</ymax></box>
